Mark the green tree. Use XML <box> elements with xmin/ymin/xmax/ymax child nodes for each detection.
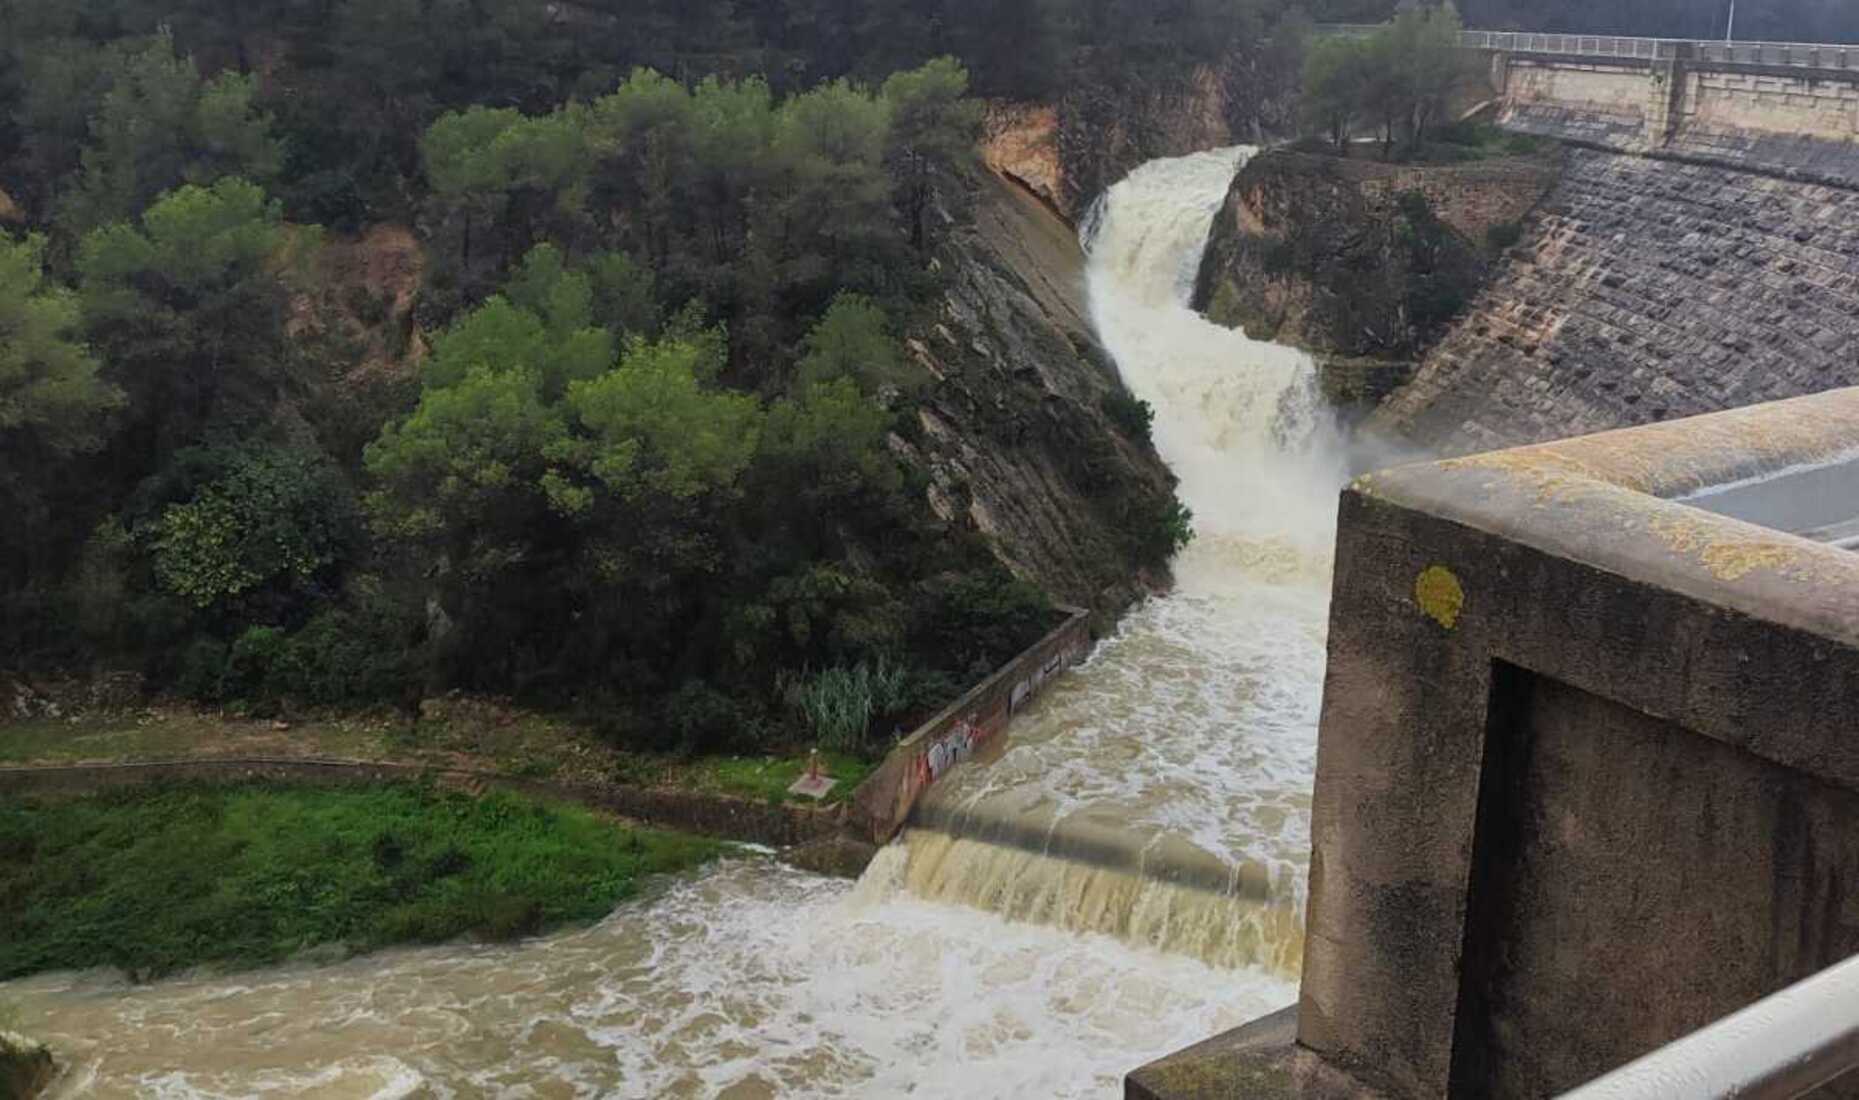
<box><xmin>61</xmin><ymin>32</ymin><xmax>281</xmax><ymax>236</ymax></box>
<box><xmin>78</xmin><ymin>177</ymin><xmax>302</xmax><ymax>472</ymax></box>
<box><xmin>1301</xmin><ymin>37</ymin><xmax>1370</xmax><ymax>150</ymax></box>
<box><xmin>150</xmin><ymin>446</ymin><xmax>358</xmax><ymax>613</ymax></box>
<box><xmin>0</xmin><ymin>232</ymin><xmax>124</xmax><ymax>582</ymax></box>
<box><xmin>795</xmin><ymin>292</ymin><xmax>914</xmax><ymax>395</ymax></box>
<box><xmin>881</xmin><ymin>57</ymin><xmax>981</xmax><ymax>251</ymax></box>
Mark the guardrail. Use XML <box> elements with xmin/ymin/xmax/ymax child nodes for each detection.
<box><xmin>1316</xmin><ymin>24</ymin><xmax>1859</xmax><ymax>71</ymax></box>
<box><xmin>1557</xmin><ymin>952</ymin><xmax>1859</xmax><ymax>1100</ymax></box>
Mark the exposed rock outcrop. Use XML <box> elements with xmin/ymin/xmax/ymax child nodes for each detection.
<box><xmin>983</xmin><ymin>52</ymin><xmax>1301</xmax><ymax>223</ymax></box>
<box><xmin>1370</xmin><ymin>148</ymin><xmax>1859</xmax><ymax>455</ymax></box>
<box><xmin>0</xmin><ymin>1031</ymin><xmax>55</xmax><ymax>1099</ymax></box>
<box><xmin>898</xmin><ymin>169</ymin><xmax>1178</xmax><ymax>611</ymax></box>
<box><xmin>1192</xmin><ymin>150</ymin><xmax>1557</xmax><ymax>418</ymax></box>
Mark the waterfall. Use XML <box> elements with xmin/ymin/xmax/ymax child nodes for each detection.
<box><xmin>878</xmin><ymin>147</ymin><xmax>1345</xmax><ymax>973</ymax></box>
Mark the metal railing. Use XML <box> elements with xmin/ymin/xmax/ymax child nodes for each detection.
<box><xmin>1315</xmin><ymin>24</ymin><xmax>1859</xmax><ymax>71</ymax></box>
<box><xmin>1557</xmin><ymin>952</ymin><xmax>1859</xmax><ymax>1100</ymax></box>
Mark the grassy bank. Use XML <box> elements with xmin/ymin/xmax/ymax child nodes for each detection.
<box><xmin>0</xmin><ymin>783</ymin><xmax>721</xmax><ymax>981</ymax></box>
<box><xmin>0</xmin><ymin>701</ymin><xmax>876</xmax><ymax>806</ymax></box>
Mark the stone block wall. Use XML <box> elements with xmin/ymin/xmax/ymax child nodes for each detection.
<box><xmin>1506</xmin><ymin>60</ymin><xmax>1653</xmax><ymax>132</ymax></box>
<box><xmin>1368</xmin><ymin>146</ymin><xmax>1859</xmax><ymax>456</ymax></box>
<box><xmin>1688</xmin><ymin>69</ymin><xmax>1859</xmax><ymax>138</ymax></box>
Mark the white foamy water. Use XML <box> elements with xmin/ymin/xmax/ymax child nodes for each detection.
<box><xmin>907</xmin><ymin>147</ymin><xmax>1346</xmax><ymax>959</ymax></box>
<box><xmin>7</xmin><ymin>859</ymin><xmax>1291</xmax><ymax>1098</ymax></box>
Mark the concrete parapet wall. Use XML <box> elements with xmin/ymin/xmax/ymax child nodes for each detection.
<box><xmin>1491</xmin><ymin>45</ymin><xmax>1859</xmax><ymax>183</ymax></box>
<box><xmin>1132</xmin><ymin>388</ymin><xmax>1859</xmax><ymax>1098</ymax></box>
<box><xmin>849</xmin><ymin>608</ymin><xmax>1092</xmax><ymax>844</ymax></box>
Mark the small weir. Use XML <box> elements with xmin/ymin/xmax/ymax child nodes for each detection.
<box><xmin>2</xmin><ymin>148</ymin><xmax>1345</xmax><ymax>1098</ymax></box>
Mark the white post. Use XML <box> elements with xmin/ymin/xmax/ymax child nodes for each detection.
<box><xmin>1726</xmin><ymin>0</ymin><xmax>1736</xmax><ymax>44</ymax></box>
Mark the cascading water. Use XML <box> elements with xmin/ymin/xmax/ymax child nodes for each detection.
<box><xmin>0</xmin><ymin>148</ymin><xmax>1341</xmax><ymax>1098</ymax></box>
<box><xmin>895</xmin><ymin>146</ymin><xmax>1345</xmax><ymax>973</ymax></box>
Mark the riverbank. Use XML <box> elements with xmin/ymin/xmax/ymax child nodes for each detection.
<box><xmin>0</xmin><ymin>781</ymin><xmax>722</xmax><ymax>982</ymax></box>
<box><xmin>0</xmin><ymin>697</ymin><xmax>874</xmax><ymax>808</ymax></box>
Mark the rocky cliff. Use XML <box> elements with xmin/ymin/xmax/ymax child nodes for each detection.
<box><xmin>1190</xmin><ymin>149</ymin><xmax>1558</xmax><ymax>416</ymax></box>
<box><xmin>896</xmin><ymin>169</ymin><xmax>1179</xmax><ymax>612</ymax></box>
<box><xmin>982</xmin><ymin>53</ymin><xmax>1300</xmax><ymax>223</ymax></box>
<box><xmin>1369</xmin><ymin>147</ymin><xmax>1859</xmax><ymax>455</ymax></box>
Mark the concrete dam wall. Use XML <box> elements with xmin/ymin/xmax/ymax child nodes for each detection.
<box><xmin>1285</xmin><ymin>29</ymin><xmax>1859</xmax><ymax>456</ymax></box>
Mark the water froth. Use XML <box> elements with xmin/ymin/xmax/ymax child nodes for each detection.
<box><xmin>901</xmin><ymin>146</ymin><xmax>1345</xmax><ymax>963</ymax></box>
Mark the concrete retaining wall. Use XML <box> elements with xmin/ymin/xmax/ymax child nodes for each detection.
<box><xmin>848</xmin><ymin>608</ymin><xmax>1093</xmax><ymax>844</ymax></box>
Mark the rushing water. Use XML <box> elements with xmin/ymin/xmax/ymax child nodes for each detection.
<box><xmin>1</xmin><ymin>147</ymin><xmax>1342</xmax><ymax>1097</ymax></box>
<box><xmin>902</xmin><ymin>147</ymin><xmax>1345</xmax><ymax>971</ymax></box>
<box><xmin>7</xmin><ymin>859</ymin><xmax>1290</xmax><ymax>1098</ymax></box>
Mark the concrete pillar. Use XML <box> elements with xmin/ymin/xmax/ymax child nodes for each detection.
<box><xmin>1646</xmin><ymin>44</ymin><xmax>1691</xmax><ymax>147</ymax></box>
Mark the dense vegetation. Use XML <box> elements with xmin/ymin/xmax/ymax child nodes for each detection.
<box><xmin>0</xmin><ymin>783</ymin><xmax>721</xmax><ymax>980</ymax></box>
<box><xmin>1299</xmin><ymin>4</ymin><xmax>1481</xmax><ymax>157</ymax></box>
<box><xmin>1</xmin><ymin>0</ymin><xmax>1289</xmax><ymax>758</ymax></box>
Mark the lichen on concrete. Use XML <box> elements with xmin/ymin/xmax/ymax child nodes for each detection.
<box><xmin>1414</xmin><ymin>566</ymin><xmax>1466</xmax><ymax>630</ymax></box>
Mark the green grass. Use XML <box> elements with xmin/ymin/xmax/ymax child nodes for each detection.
<box><xmin>0</xmin><ymin>783</ymin><xmax>720</xmax><ymax>981</ymax></box>
<box><xmin>693</xmin><ymin>751</ymin><xmax>877</xmax><ymax>805</ymax></box>
<box><xmin>0</xmin><ymin>709</ymin><xmax>881</xmax><ymax>805</ymax></box>
<box><xmin>0</xmin><ymin>712</ymin><xmax>382</xmax><ymax>765</ymax></box>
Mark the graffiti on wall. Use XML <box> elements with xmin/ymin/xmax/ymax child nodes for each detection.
<box><xmin>877</xmin><ymin>616</ymin><xmax>1093</xmax><ymax>836</ymax></box>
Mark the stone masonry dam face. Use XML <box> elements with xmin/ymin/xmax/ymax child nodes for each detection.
<box><xmin>1370</xmin><ymin>145</ymin><xmax>1859</xmax><ymax>456</ymax></box>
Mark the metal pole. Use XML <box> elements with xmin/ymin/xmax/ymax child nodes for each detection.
<box><xmin>1726</xmin><ymin>0</ymin><xmax>1736</xmax><ymax>43</ymax></box>
<box><xmin>1558</xmin><ymin>952</ymin><xmax>1859</xmax><ymax>1100</ymax></box>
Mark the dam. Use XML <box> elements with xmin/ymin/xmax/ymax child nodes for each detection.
<box><xmin>11</xmin><ymin>33</ymin><xmax>1859</xmax><ymax>1097</ymax></box>
<box><xmin>0</xmin><ymin>148</ymin><xmax>1331</xmax><ymax>1096</ymax></box>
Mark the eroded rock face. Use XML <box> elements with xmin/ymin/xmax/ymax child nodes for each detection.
<box><xmin>899</xmin><ymin>170</ymin><xmax>1178</xmax><ymax>611</ymax></box>
<box><xmin>1370</xmin><ymin>148</ymin><xmax>1859</xmax><ymax>456</ymax></box>
<box><xmin>1194</xmin><ymin>151</ymin><xmax>1557</xmax><ymax>360</ymax></box>
<box><xmin>983</xmin><ymin>52</ymin><xmax>1301</xmax><ymax>223</ymax></box>
<box><xmin>982</xmin><ymin>103</ymin><xmax>1065</xmax><ymax>215</ymax></box>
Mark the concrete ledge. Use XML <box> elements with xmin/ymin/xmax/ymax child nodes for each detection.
<box><xmin>1127</xmin><ymin>1009</ymin><xmax>1383</xmax><ymax>1100</ymax></box>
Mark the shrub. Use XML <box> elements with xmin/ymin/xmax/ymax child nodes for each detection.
<box><xmin>1486</xmin><ymin>221</ymin><xmax>1524</xmax><ymax>251</ymax></box>
<box><xmin>661</xmin><ymin>680</ymin><xmax>747</xmax><ymax>755</ymax></box>
<box><xmin>1101</xmin><ymin>389</ymin><xmax>1155</xmax><ymax>444</ymax></box>
<box><xmin>175</xmin><ymin>637</ymin><xmax>231</xmax><ymax>701</ymax></box>
<box><xmin>797</xmin><ymin>658</ymin><xmax>909</xmax><ymax>753</ymax></box>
